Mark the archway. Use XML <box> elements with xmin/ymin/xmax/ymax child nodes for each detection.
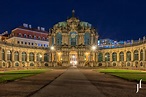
<box><xmin>69</xmin><ymin>51</ymin><xmax>78</xmax><ymax>67</ymax></box>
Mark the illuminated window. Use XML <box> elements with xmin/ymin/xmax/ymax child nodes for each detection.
<box><xmin>98</xmin><ymin>53</ymin><xmax>103</xmax><ymax>62</ymax></box>
<box><xmin>29</xmin><ymin>52</ymin><xmax>34</xmax><ymax>61</ymax></box>
<box><xmin>119</xmin><ymin>52</ymin><xmax>124</xmax><ymax>61</ymax></box>
<box><xmin>22</xmin><ymin>52</ymin><xmax>27</xmax><ymax>61</ymax></box>
<box><xmin>56</xmin><ymin>33</ymin><xmax>62</xmax><ymax>45</ymax></box>
<box><xmin>112</xmin><ymin>52</ymin><xmax>117</xmax><ymax>61</ymax></box>
<box><xmin>44</xmin><ymin>53</ymin><xmax>49</xmax><ymax>62</ymax></box>
<box><xmin>14</xmin><ymin>51</ymin><xmax>19</xmax><ymax>61</ymax></box>
<box><xmin>134</xmin><ymin>50</ymin><xmax>139</xmax><ymax>61</ymax></box>
<box><xmin>37</xmin><ymin>53</ymin><xmax>42</xmax><ymax>62</ymax></box>
<box><xmin>7</xmin><ymin>50</ymin><xmax>12</xmax><ymax>61</ymax></box>
<box><xmin>126</xmin><ymin>51</ymin><xmax>131</xmax><ymax>61</ymax></box>
<box><xmin>105</xmin><ymin>53</ymin><xmax>110</xmax><ymax>61</ymax></box>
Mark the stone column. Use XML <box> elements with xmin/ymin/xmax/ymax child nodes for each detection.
<box><xmin>124</xmin><ymin>51</ymin><xmax>126</xmax><ymax>62</ymax></box>
<box><xmin>19</xmin><ymin>51</ymin><xmax>22</xmax><ymax>67</ymax></box>
<box><xmin>66</xmin><ymin>34</ymin><xmax>69</xmax><ymax>45</ymax></box>
<box><xmin>12</xmin><ymin>50</ymin><xmax>15</xmax><ymax>67</ymax></box>
<box><xmin>5</xmin><ymin>50</ymin><xmax>7</xmax><ymax>61</ymax></box>
<box><xmin>95</xmin><ymin>36</ymin><xmax>98</xmax><ymax>45</ymax></box>
<box><xmin>68</xmin><ymin>35</ymin><xmax>70</xmax><ymax>45</ymax></box>
<box><xmin>110</xmin><ymin>52</ymin><xmax>112</xmax><ymax>62</ymax></box>
<box><xmin>117</xmin><ymin>52</ymin><xmax>119</xmax><ymax>62</ymax></box>
<box><xmin>143</xmin><ymin>49</ymin><xmax>145</xmax><ymax>61</ymax></box>
<box><xmin>54</xmin><ymin>34</ymin><xmax>56</xmax><ymax>45</ymax></box>
<box><xmin>34</xmin><ymin>53</ymin><xmax>37</xmax><ymax>62</ymax></box>
<box><xmin>91</xmin><ymin>34</ymin><xmax>93</xmax><ymax>45</ymax></box>
<box><xmin>139</xmin><ymin>50</ymin><xmax>141</xmax><ymax>61</ymax></box>
<box><xmin>48</xmin><ymin>36</ymin><xmax>52</xmax><ymax>46</ymax></box>
<box><xmin>41</xmin><ymin>54</ymin><xmax>44</xmax><ymax>62</ymax></box>
<box><xmin>102</xmin><ymin>53</ymin><xmax>105</xmax><ymax>62</ymax></box>
<box><xmin>131</xmin><ymin>51</ymin><xmax>134</xmax><ymax>61</ymax></box>
<box><xmin>27</xmin><ymin>53</ymin><xmax>29</xmax><ymax>62</ymax></box>
<box><xmin>62</xmin><ymin>34</ymin><xmax>64</xmax><ymax>44</ymax></box>
<box><xmin>19</xmin><ymin>51</ymin><xmax>22</xmax><ymax>62</ymax></box>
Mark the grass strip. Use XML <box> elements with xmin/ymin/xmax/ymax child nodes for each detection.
<box><xmin>0</xmin><ymin>69</ymin><xmax>48</xmax><ymax>83</ymax></box>
<box><xmin>98</xmin><ymin>69</ymin><xmax>146</xmax><ymax>82</ymax></box>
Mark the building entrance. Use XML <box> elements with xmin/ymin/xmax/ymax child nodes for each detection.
<box><xmin>69</xmin><ymin>51</ymin><xmax>78</xmax><ymax>67</ymax></box>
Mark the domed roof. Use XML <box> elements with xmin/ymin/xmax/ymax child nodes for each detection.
<box><xmin>54</xmin><ymin>10</ymin><xmax>92</xmax><ymax>29</ymax></box>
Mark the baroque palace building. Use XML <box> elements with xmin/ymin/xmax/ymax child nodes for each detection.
<box><xmin>0</xmin><ymin>10</ymin><xmax>146</xmax><ymax>68</ymax></box>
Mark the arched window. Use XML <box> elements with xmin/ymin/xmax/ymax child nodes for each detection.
<box><xmin>18</xmin><ymin>33</ymin><xmax>22</xmax><ymax>37</ymax></box>
<box><xmin>7</xmin><ymin>50</ymin><xmax>12</xmax><ymax>61</ymax></box>
<box><xmin>1</xmin><ymin>49</ymin><xmax>5</xmax><ymax>60</ymax></box>
<box><xmin>98</xmin><ymin>52</ymin><xmax>103</xmax><ymax>62</ymax></box>
<box><xmin>14</xmin><ymin>51</ymin><xmax>19</xmax><ymax>61</ymax></box>
<box><xmin>84</xmin><ymin>32</ymin><xmax>90</xmax><ymax>45</ymax></box>
<box><xmin>15</xmin><ymin>63</ymin><xmax>19</xmax><ymax>66</ymax></box>
<box><xmin>34</xmin><ymin>36</ymin><xmax>36</xmax><ymax>39</ymax></box>
<box><xmin>44</xmin><ymin>53</ymin><xmax>49</xmax><ymax>62</ymax></box>
<box><xmin>126</xmin><ymin>51</ymin><xmax>131</xmax><ymax>61</ymax></box>
<box><xmin>42</xmin><ymin>37</ymin><xmax>45</xmax><ymax>40</ymax></box>
<box><xmin>29</xmin><ymin>35</ymin><xmax>32</xmax><ymax>38</ymax></box>
<box><xmin>24</xmin><ymin>34</ymin><xmax>27</xmax><ymax>38</ymax></box>
<box><xmin>29</xmin><ymin>52</ymin><xmax>34</xmax><ymax>61</ymax></box>
<box><xmin>52</xmin><ymin>37</ymin><xmax>54</xmax><ymax>45</ymax></box>
<box><xmin>56</xmin><ymin>33</ymin><xmax>62</xmax><ymax>45</ymax></box>
<box><xmin>134</xmin><ymin>50</ymin><xmax>139</xmax><ymax>61</ymax></box>
<box><xmin>37</xmin><ymin>53</ymin><xmax>42</xmax><ymax>62</ymax></box>
<box><xmin>70</xmin><ymin>32</ymin><xmax>77</xmax><ymax>46</ymax></box>
<box><xmin>30</xmin><ymin>63</ymin><xmax>34</xmax><ymax>66</ymax></box>
<box><xmin>22</xmin><ymin>52</ymin><xmax>27</xmax><ymax>61</ymax></box>
<box><xmin>38</xmin><ymin>36</ymin><xmax>41</xmax><ymax>40</ymax></box>
<box><xmin>119</xmin><ymin>52</ymin><xmax>124</xmax><ymax>61</ymax></box>
<box><xmin>105</xmin><ymin>53</ymin><xmax>110</xmax><ymax>61</ymax></box>
<box><xmin>140</xmin><ymin>50</ymin><xmax>143</xmax><ymax>61</ymax></box>
<box><xmin>112</xmin><ymin>52</ymin><xmax>117</xmax><ymax>61</ymax></box>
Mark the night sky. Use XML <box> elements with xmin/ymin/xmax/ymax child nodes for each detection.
<box><xmin>0</xmin><ymin>0</ymin><xmax>146</xmax><ymax>41</ymax></box>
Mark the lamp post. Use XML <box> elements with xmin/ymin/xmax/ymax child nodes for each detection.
<box><xmin>91</xmin><ymin>45</ymin><xmax>97</xmax><ymax>67</ymax></box>
<box><xmin>39</xmin><ymin>54</ymin><xmax>42</xmax><ymax>67</ymax></box>
<box><xmin>50</xmin><ymin>46</ymin><xmax>55</xmax><ymax>66</ymax></box>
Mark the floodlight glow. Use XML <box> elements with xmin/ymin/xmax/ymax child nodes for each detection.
<box><xmin>72</xmin><ymin>55</ymin><xmax>75</xmax><ymax>58</ymax></box>
<box><xmin>50</xmin><ymin>46</ymin><xmax>54</xmax><ymax>50</ymax></box>
<box><xmin>91</xmin><ymin>45</ymin><xmax>96</xmax><ymax>51</ymax></box>
<box><xmin>74</xmin><ymin>61</ymin><xmax>77</xmax><ymax>64</ymax></box>
<box><xmin>39</xmin><ymin>55</ymin><xmax>42</xmax><ymax>58</ymax></box>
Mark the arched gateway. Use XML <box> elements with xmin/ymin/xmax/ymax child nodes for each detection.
<box><xmin>48</xmin><ymin>10</ymin><xmax>98</xmax><ymax>67</ymax></box>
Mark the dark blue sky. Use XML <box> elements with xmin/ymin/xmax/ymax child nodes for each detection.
<box><xmin>0</xmin><ymin>0</ymin><xmax>146</xmax><ymax>41</ymax></box>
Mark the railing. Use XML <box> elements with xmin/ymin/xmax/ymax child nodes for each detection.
<box><xmin>0</xmin><ymin>41</ymin><xmax>48</xmax><ymax>50</ymax></box>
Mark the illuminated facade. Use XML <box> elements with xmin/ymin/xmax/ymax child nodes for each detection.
<box><xmin>0</xmin><ymin>10</ymin><xmax>146</xmax><ymax>68</ymax></box>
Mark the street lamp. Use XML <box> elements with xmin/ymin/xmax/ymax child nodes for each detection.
<box><xmin>50</xmin><ymin>46</ymin><xmax>55</xmax><ymax>51</ymax></box>
<box><xmin>91</xmin><ymin>45</ymin><xmax>97</xmax><ymax>51</ymax></box>
<box><xmin>91</xmin><ymin>45</ymin><xmax>97</xmax><ymax>66</ymax></box>
<box><xmin>50</xmin><ymin>46</ymin><xmax>56</xmax><ymax>67</ymax></box>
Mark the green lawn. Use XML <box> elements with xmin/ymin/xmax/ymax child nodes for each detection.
<box><xmin>0</xmin><ymin>69</ymin><xmax>48</xmax><ymax>83</ymax></box>
<box><xmin>98</xmin><ymin>69</ymin><xmax>146</xmax><ymax>82</ymax></box>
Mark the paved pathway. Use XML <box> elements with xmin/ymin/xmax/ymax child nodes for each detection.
<box><xmin>30</xmin><ymin>67</ymin><xmax>105</xmax><ymax>97</ymax></box>
<box><xmin>0</xmin><ymin>69</ymin><xmax>65</xmax><ymax>97</ymax></box>
<box><xmin>81</xmin><ymin>69</ymin><xmax>146</xmax><ymax>97</ymax></box>
<box><xmin>0</xmin><ymin>68</ymin><xmax>146</xmax><ymax>97</ymax></box>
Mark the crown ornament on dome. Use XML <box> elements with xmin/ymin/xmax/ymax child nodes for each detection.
<box><xmin>72</xmin><ymin>10</ymin><xmax>75</xmax><ymax>17</ymax></box>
